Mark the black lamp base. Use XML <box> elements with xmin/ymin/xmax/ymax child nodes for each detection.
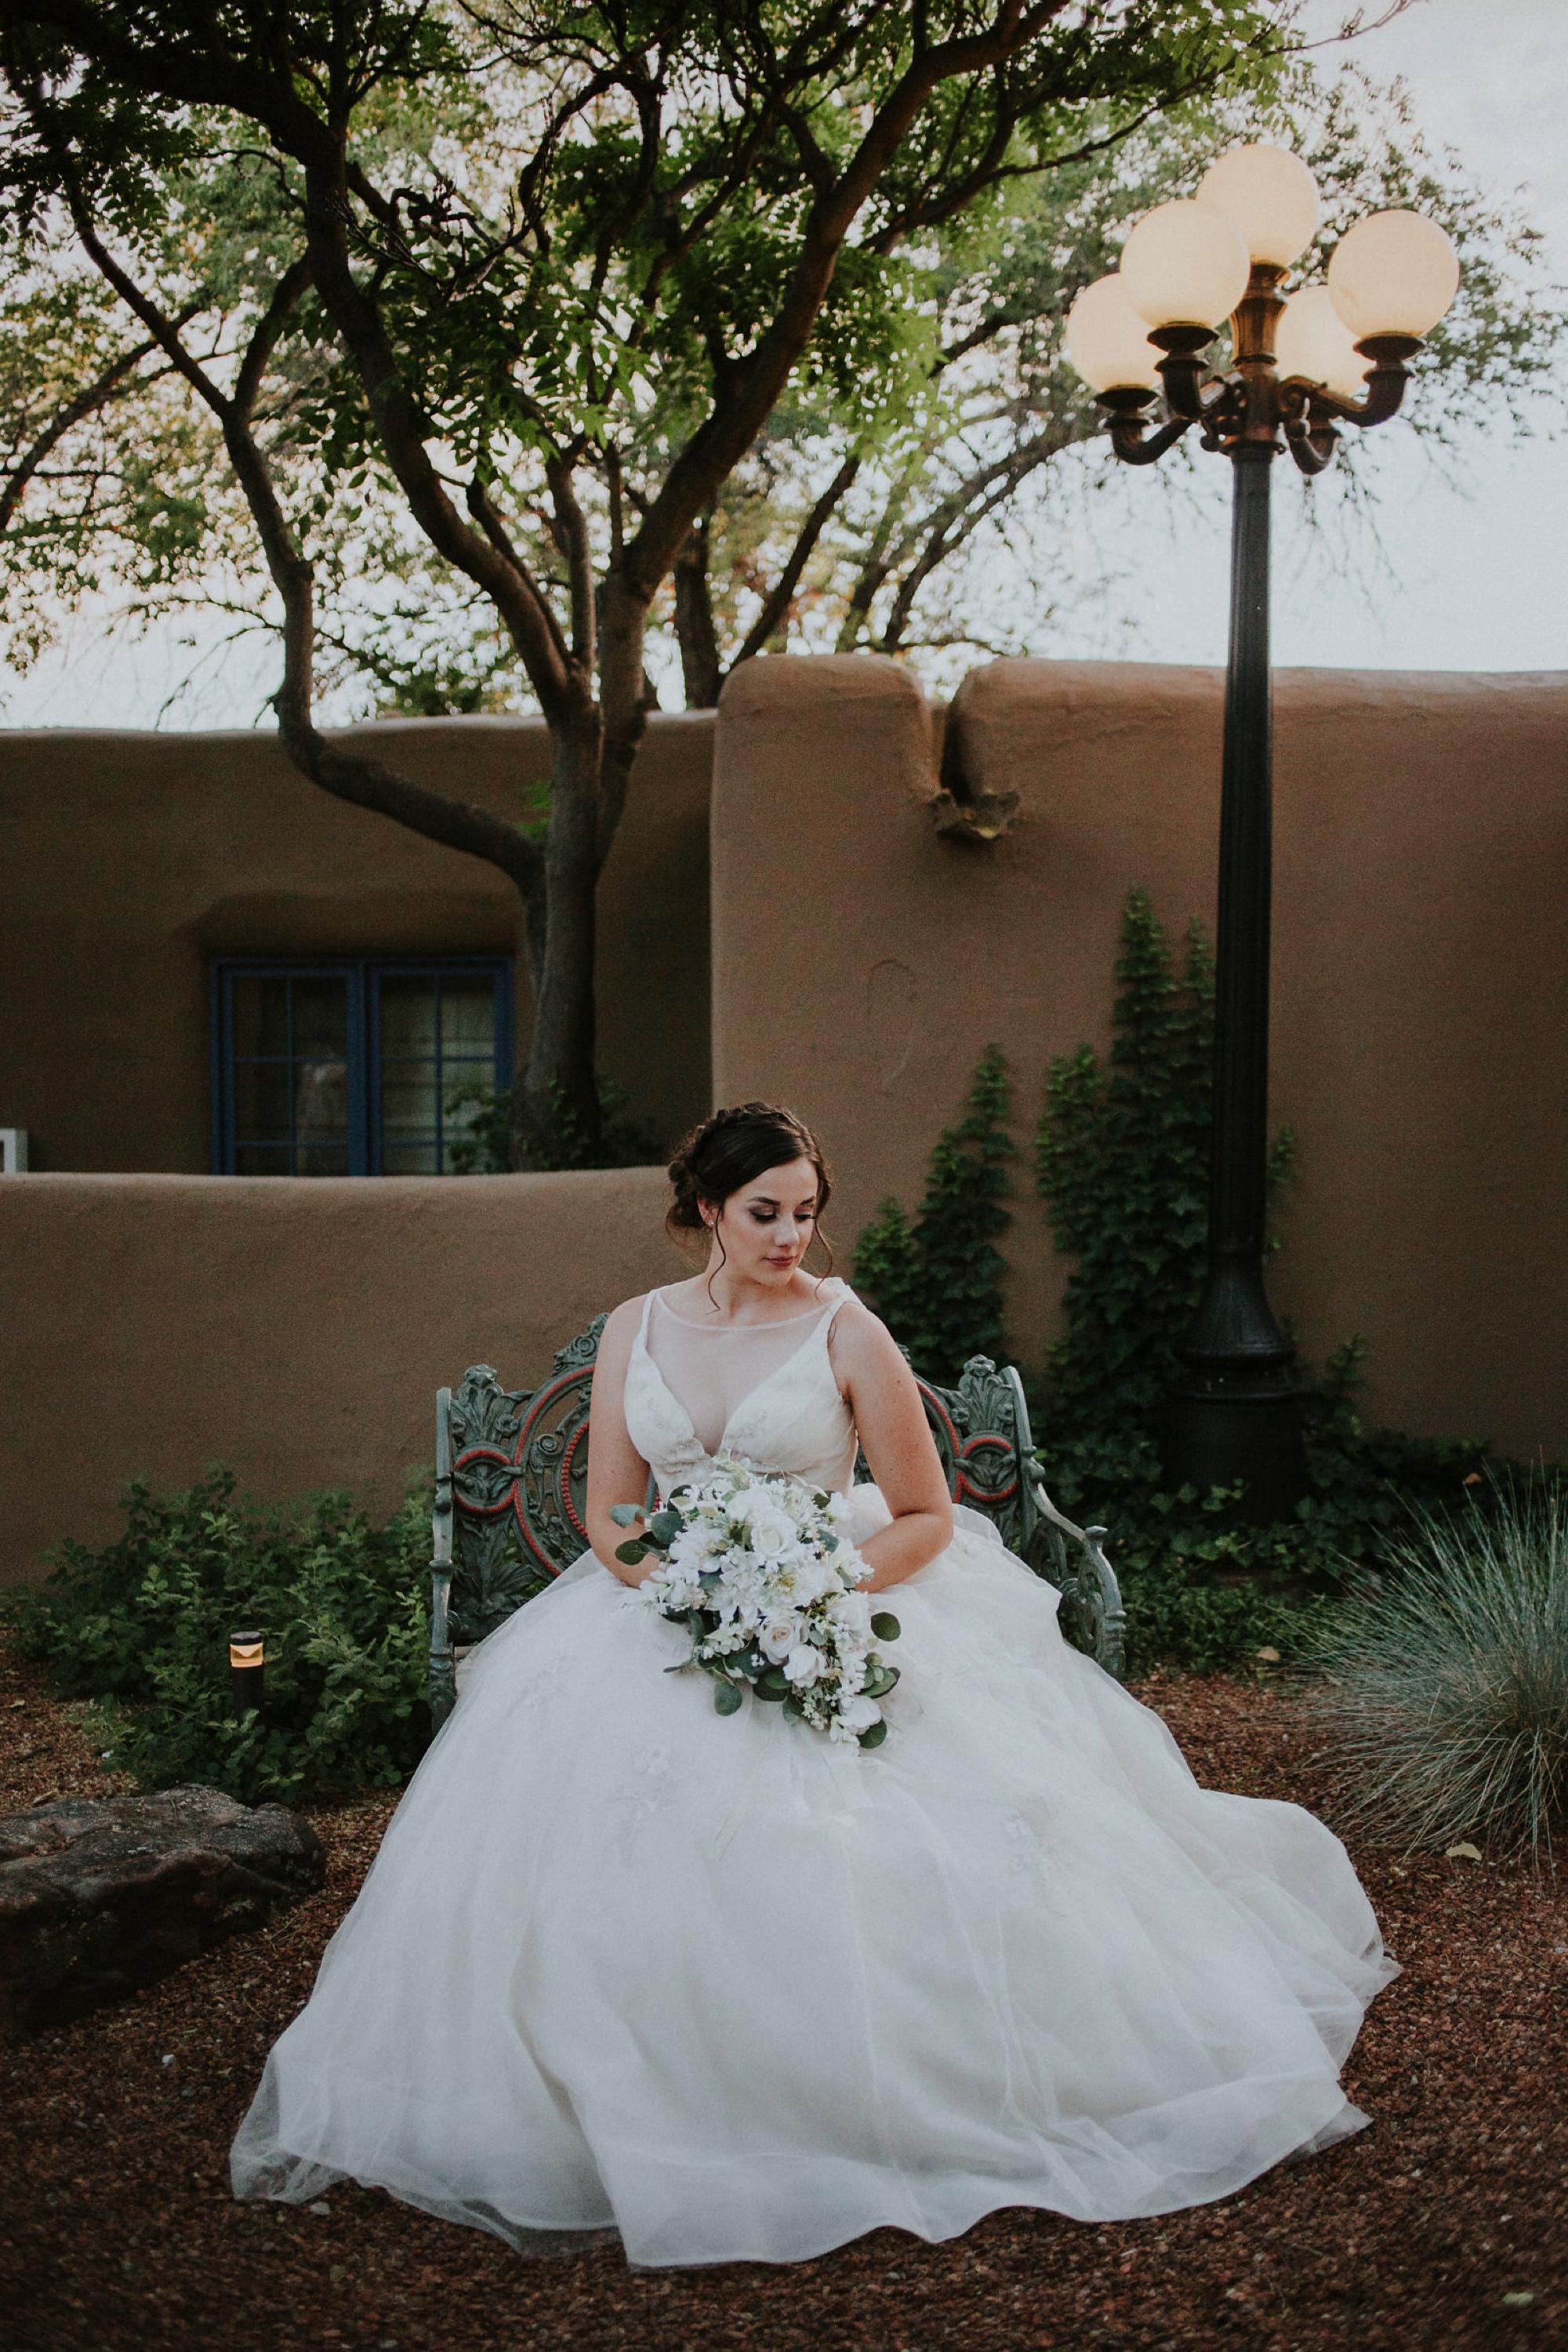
<box><xmin>1160</xmin><ymin>1382</ymin><xmax>1308</xmax><ymax>1526</ymax></box>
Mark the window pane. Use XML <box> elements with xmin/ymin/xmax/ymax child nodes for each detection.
<box><xmin>294</xmin><ymin>1144</ymin><xmax>351</xmax><ymax>1177</ymax></box>
<box><xmin>292</xmin><ymin>977</ymin><xmax>349</xmax><ymax>1058</ymax></box>
<box><xmin>380</xmin><ymin>1069</ymin><xmax>437</xmax><ymax>1140</ymax></box>
<box><xmin>379</xmin><ymin>976</ymin><xmax>439</xmax><ymax>1057</ymax></box>
<box><xmin>294</xmin><ymin>1056</ymin><xmax>350</xmax><ymax>1149</ymax></box>
<box><xmin>440</xmin><ymin>978</ymin><xmax>498</xmax><ymax>1054</ymax></box>
<box><xmin>383</xmin><ymin>1142</ymin><xmax>439</xmax><ymax>1174</ymax></box>
<box><xmin>230</xmin><ymin>977</ymin><xmax>290</xmax><ymax>1058</ymax></box>
<box><xmin>233</xmin><ymin>1059</ymin><xmax>292</xmax><ymax>1142</ymax></box>
<box><xmin>234</xmin><ymin>1144</ymin><xmax>291</xmax><ymax>1174</ymax></box>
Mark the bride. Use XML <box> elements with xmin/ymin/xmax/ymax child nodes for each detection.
<box><xmin>231</xmin><ymin>1101</ymin><xmax>1396</xmax><ymax>2268</ymax></box>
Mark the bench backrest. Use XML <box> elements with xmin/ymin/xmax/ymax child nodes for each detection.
<box><xmin>429</xmin><ymin>1319</ymin><xmax>1123</xmax><ymax>1724</ymax></box>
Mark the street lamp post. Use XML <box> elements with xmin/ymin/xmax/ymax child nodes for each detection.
<box><xmin>1065</xmin><ymin>148</ymin><xmax>1459</xmax><ymax>1523</ymax></box>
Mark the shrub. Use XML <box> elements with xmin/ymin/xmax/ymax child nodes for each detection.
<box><xmin>445</xmin><ymin>1075</ymin><xmax>662</xmax><ymax>1173</ymax></box>
<box><xmin>1302</xmin><ymin>1475</ymin><xmax>1568</xmax><ymax>1860</ymax></box>
<box><xmin>1</xmin><ymin>1469</ymin><xmax>432</xmax><ymax>1806</ymax></box>
<box><xmin>853</xmin><ymin>893</ymin><xmax>1494</xmax><ymax>1678</ymax></box>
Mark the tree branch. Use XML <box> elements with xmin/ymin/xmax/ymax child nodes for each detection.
<box><xmin>729</xmin><ymin>450</ymin><xmax>861</xmax><ymax>670</ymax></box>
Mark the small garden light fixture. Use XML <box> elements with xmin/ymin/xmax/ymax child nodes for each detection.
<box><xmin>1065</xmin><ymin>145</ymin><xmax>1459</xmax><ymax>1521</ymax></box>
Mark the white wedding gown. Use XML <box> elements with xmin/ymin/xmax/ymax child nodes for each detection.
<box><xmin>231</xmin><ymin>1279</ymin><xmax>1396</xmax><ymax>2267</ymax></box>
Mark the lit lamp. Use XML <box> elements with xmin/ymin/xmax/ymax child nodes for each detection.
<box><xmin>1065</xmin><ymin>146</ymin><xmax>1459</xmax><ymax>1522</ymax></box>
<box><xmin>230</xmin><ymin>1629</ymin><xmax>266</xmax><ymax>1717</ymax></box>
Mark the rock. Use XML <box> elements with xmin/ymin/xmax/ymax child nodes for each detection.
<box><xmin>0</xmin><ymin>1784</ymin><xmax>325</xmax><ymax>2038</ymax></box>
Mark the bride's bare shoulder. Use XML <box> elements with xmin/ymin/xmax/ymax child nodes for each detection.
<box><xmin>827</xmin><ymin>1294</ymin><xmax>907</xmax><ymax>1370</ymax></box>
<box><xmin>599</xmin><ymin>1292</ymin><xmax>656</xmax><ymax>1350</ymax></box>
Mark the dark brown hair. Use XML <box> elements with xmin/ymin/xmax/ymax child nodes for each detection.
<box><xmin>666</xmin><ymin>1102</ymin><xmax>833</xmax><ymax>1270</ymax></box>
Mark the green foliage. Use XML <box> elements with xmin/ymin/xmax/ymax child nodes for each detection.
<box><xmin>853</xmin><ymin>1044</ymin><xmax>1013</xmax><ymax>1384</ymax></box>
<box><xmin>1</xmin><ymin>1469</ymin><xmax>433</xmax><ymax>1806</ymax></box>
<box><xmin>1029</xmin><ymin>890</ymin><xmax>1488</xmax><ymax>1670</ymax></box>
<box><xmin>445</xmin><ymin>1075</ymin><xmax>663</xmax><ymax>1174</ymax></box>
<box><xmin>1303</xmin><ymin>1474</ymin><xmax>1568</xmax><ymax>1860</ymax></box>
<box><xmin>851</xmin><ymin>894</ymin><xmax>1492</xmax><ymax>1678</ymax></box>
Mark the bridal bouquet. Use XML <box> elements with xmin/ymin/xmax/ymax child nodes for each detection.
<box><xmin>611</xmin><ymin>1457</ymin><xmax>901</xmax><ymax>1748</ymax></box>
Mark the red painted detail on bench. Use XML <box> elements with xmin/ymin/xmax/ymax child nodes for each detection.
<box><xmin>954</xmin><ymin>1432</ymin><xmax>1018</xmax><ymax>1509</ymax></box>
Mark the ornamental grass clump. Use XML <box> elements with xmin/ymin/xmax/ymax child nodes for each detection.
<box><xmin>1305</xmin><ymin>1476</ymin><xmax>1568</xmax><ymax>1862</ymax></box>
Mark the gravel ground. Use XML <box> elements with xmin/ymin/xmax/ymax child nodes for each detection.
<box><xmin>2</xmin><ymin>1640</ymin><xmax>1565</xmax><ymax>2352</ymax></box>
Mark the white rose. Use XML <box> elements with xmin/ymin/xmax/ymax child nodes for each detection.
<box><xmin>783</xmin><ymin>1644</ymin><xmax>822</xmax><ymax>1687</ymax></box>
<box><xmin>838</xmin><ymin>1694</ymin><xmax>881</xmax><ymax>1736</ymax></box>
<box><xmin>747</xmin><ymin>1512</ymin><xmax>796</xmax><ymax>1559</ymax></box>
<box><xmin>760</xmin><ymin>1613</ymin><xmax>799</xmax><ymax>1663</ymax></box>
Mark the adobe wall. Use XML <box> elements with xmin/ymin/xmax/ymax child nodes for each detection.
<box><xmin>0</xmin><ymin>1168</ymin><xmax>688</xmax><ymax>1583</ymax></box>
<box><xmin>713</xmin><ymin>655</ymin><xmax>1568</xmax><ymax>1461</ymax></box>
<box><xmin>0</xmin><ymin>710</ymin><xmax>714</xmax><ymax>1171</ymax></box>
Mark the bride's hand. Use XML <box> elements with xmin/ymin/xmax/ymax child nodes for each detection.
<box><xmin>829</xmin><ymin>1305</ymin><xmax>953</xmax><ymax>1590</ymax></box>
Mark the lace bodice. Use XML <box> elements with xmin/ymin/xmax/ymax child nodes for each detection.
<box><xmin>624</xmin><ymin>1278</ymin><xmax>858</xmax><ymax>1497</ymax></box>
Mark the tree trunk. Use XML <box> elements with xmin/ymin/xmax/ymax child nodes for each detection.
<box><xmin>673</xmin><ymin>518</ymin><xmax>722</xmax><ymax>710</ymax></box>
<box><xmin>513</xmin><ymin>692</ymin><xmax>604</xmax><ymax>1167</ymax></box>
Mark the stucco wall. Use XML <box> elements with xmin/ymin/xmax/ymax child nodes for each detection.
<box><xmin>0</xmin><ymin>710</ymin><xmax>713</xmax><ymax>1171</ymax></box>
<box><xmin>0</xmin><ymin>1168</ymin><xmax>687</xmax><ymax>1581</ymax></box>
<box><xmin>713</xmin><ymin>655</ymin><xmax>1568</xmax><ymax>1461</ymax></box>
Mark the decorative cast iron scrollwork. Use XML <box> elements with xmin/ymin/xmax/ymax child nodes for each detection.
<box><xmin>430</xmin><ymin>1320</ymin><xmax>1125</xmax><ymax>1727</ymax></box>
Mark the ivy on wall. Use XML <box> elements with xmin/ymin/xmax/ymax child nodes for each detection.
<box><xmin>852</xmin><ymin>1044</ymin><xmax>1014</xmax><ymax>1385</ymax></box>
<box><xmin>854</xmin><ymin>889</ymin><xmax>1492</xmax><ymax>1673</ymax></box>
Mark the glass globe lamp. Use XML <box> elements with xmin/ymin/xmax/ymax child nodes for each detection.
<box><xmin>1273</xmin><ymin>286</ymin><xmax>1370</xmax><ymax>401</ymax></box>
<box><xmin>1196</xmin><ymin>144</ymin><xmax>1320</xmax><ymax>267</ymax></box>
<box><xmin>1118</xmin><ymin>200</ymin><xmax>1251</xmax><ymax>332</ymax></box>
<box><xmin>1063</xmin><ymin>275</ymin><xmax>1163</xmax><ymax>393</ymax></box>
<box><xmin>1327</xmin><ymin>209</ymin><xmax>1461</xmax><ymax>339</ymax></box>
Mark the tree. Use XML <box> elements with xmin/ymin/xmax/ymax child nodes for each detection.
<box><xmin>660</xmin><ymin>56</ymin><xmax>1563</xmax><ymax>699</ymax></box>
<box><xmin>0</xmin><ymin>0</ymin><xmax>1299</xmax><ymax>1163</ymax></box>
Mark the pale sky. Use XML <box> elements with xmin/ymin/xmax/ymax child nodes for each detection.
<box><xmin>3</xmin><ymin>0</ymin><xmax>1563</xmax><ymax>728</ymax></box>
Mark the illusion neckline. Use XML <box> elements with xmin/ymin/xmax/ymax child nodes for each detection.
<box><xmin>635</xmin><ymin>1284</ymin><xmax>851</xmax><ymax>1458</ymax></box>
<box><xmin>653</xmin><ymin>1281</ymin><xmax>843</xmax><ymax>1334</ymax></box>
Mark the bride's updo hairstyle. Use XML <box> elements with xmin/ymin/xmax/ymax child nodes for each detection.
<box><xmin>666</xmin><ymin>1102</ymin><xmax>834</xmax><ymax>1272</ymax></box>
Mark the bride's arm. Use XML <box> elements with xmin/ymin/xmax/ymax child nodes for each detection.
<box><xmin>831</xmin><ymin>1305</ymin><xmax>953</xmax><ymax>1591</ymax></box>
<box><xmin>585</xmin><ymin>1299</ymin><xmax>658</xmax><ymax>1585</ymax></box>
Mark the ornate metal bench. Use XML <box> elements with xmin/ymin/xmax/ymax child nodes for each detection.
<box><xmin>429</xmin><ymin>1321</ymin><xmax>1125</xmax><ymax>1726</ymax></box>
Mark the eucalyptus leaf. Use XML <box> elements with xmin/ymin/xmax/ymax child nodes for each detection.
<box><xmin>613</xmin><ymin>1541</ymin><xmax>647</xmax><ymax>1566</ymax></box>
<box><xmin>713</xmin><ymin>1679</ymin><xmax>744</xmax><ymax>1717</ymax></box>
<box><xmin>781</xmin><ymin>1697</ymin><xmax>804</xmax><ymax>1724</ymax></box>
<box><xmin>857</xmin><ymin>1719</ymin><xmax>889</xmax><ymax>1751</ymax></box>
<box><xmin>869</xmin><ymin>1612</ymin><xmax>902</xmax><ymax>1641</ymax></box>
<box><xmin>608</xmin><ymin>1504</ymin><xmax>641</xmax><ymax>1528</ymax></box>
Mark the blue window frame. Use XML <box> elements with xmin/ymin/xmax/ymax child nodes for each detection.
<box><xmin>212</xmin><ymin>958</ymin><xmax>514</xmax><ymax>1175</ymax></box>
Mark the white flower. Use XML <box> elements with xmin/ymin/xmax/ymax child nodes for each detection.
<box><xmin>759</xmin><ymin>1613</ymin><xmax>798</xmax><ymax>1663</ymax></box>
<box><xmin>825</xmin><ymin>1490</ymin><xmax>852</xmax><ymax>1527</ymax></box>
<box><xmin>825</xmin><ymin>1588</ymin><xmax>873</xmax><ymax>1638</ymax></box>
<box><xmin>838</xmin><ymin>1694</ymin><xmax>881</xmax><ymax>1736</ymax></box>
<box><xmin>785</xmin><ymin>1551</ymin><xmax>836</xmax><ymax>1605</ymax></box>
<box><xmin>783</xmin><ymin>1644</ymin><xmax>822</xmax><ymax>1687</ymax></box>
<box><xmin>747</xmin><ymin>1512</ymin><xmax>797</xmax><ymax>1561</ymax></box>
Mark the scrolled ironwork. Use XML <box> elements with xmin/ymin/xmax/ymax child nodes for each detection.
<box><xmin>429</xmin><ymin>1322</ymin><xmax>1127</xmax><ymax>1727</ymax></box>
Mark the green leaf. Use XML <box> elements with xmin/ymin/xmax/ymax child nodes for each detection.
<box><xmin>613</xmin><ymin>1540</ymin><xmax>648</xmax><ymax>1566</ymax></box>
<box><xmin>857</xmin><ymin>1719</ymin><xmax>888</xmax><ymax>1750</ymax></box>
<box><xmin>781</xmin><ymin>1696</ymin><xmax>804</xmax><ymax>1724</ymax></box>
<box><xmin>608</xmin><ymin>1504</ymin><xmax>641</xmax><ymax>1527</ymax></box>
<box><xmin>713</xmin><ymin>1679</ymin><xmax>744</xmax><ymax>1717</ymax></box>
<box><xmin>758</xmin><ymin>1668</ymin><xmax>791</xmax><ymax>1694</ymax></box>
<box><xmin>869</xmin><ymin>1612</ymin><xmax>901</xmax><ymax>1642</ymax></box>
<box><xmin>647</xmin><ymin>1509</ymin><xmax>684</xmax><ymax>1547</ymax></box>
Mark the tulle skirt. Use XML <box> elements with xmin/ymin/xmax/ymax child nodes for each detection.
<box><xmin>230</xmin><ymin>1494</ymin><xmax>1395</xmax><ymax>2267</ymax></box>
